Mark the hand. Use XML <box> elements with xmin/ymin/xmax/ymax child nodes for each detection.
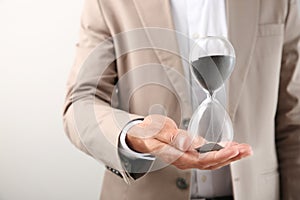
<box><xmin>126</xmin><ymin>115</ymin><xmax>253</xmax><ymax>170</ymax></box>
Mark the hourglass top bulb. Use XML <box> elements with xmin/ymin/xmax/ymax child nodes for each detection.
<box><xmin>189</xmin><ymin>36</ymin><xmax>236</xmax><ymax>95</ymax></box>
<box><xmin>191</xmin><ymin>55</ymin><xmax>235</xmax><ymax>95</ymax></box>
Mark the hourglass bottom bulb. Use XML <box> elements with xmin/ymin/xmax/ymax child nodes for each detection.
<box><xmin>195</xmin><ymin>143</ymin><xmax>224</xmax><ymax>153</ymax></box>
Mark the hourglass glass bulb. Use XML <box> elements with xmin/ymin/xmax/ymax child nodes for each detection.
<box><xmin>190</xmin><ymin>36</ymin><xmax>235</xmax><ymax>94</ymax></box>
<box><xmin>188</xmin><ymin>97</ymin><xmax>234</xmax><ymax>152</ymax></box>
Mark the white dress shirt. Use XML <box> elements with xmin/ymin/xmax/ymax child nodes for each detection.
<box><xmin>119</xmin><ymin>0</ymin><xmax>233</xmax><ymax>198</ymax></box>
<box><xmin>170</xmin><ymin>0</ymin><xmax>232</xmax><ymax>198</ymax></box>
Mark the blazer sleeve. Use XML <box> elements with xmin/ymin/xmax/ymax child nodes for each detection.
<box><xmin>62</xmin><ymin>0</ymin><xmax>143</xmax><ymax>184</ymax></box>
<box><xmin>275</xmin><ymin>0</ymin><xmax>300</xmax><ymax>199</ymax></box>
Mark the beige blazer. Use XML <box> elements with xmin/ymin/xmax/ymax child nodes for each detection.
<box><xmin>63</xmin><ymin>0</ymin><xmax>300</xmax><ymax>199</ymax></box>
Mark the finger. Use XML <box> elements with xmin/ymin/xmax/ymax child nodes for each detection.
<box><xmin>154</xmin><ymin>126</ymin><xmax>178</xmax><ymax>145</ymax></box>
<box><xmin>125</xmin><ymin>132</ymin><xmax>176</xmax><ymax>154</ymax></box>
<box><xmin>136</xmin><ymin>136</ymin><xmax>185</xmax><ymax>157</ymax></box>
<box><xmin>170</xmin><ymin>148</ymin><xmax>235</xmax><ymax>170</ymax></box>
<box><xmin>204</xmin><ymin>154</ymin><xmax>243</xmax><ymax>170</ymax></box>
<box><xmin>203</xmin><ymin>144</ymin><xmax>253</xmax><ymax>170</ymax></box>
<box><xmin>196</xmin><ymin>146</ymin><xmax>240</xmax><ymax>168</ymax></box>
<box><xmin>204</xmin><ymin>151</ymin><xmax>250</xmax><ymax>170</ymax></box>
<box><xmin>171</xmin><ymin>151</ymin><xmax>200</xmax><ymax>169</ymax></box>
<box><xmin>236</xmin><ymin>143</ymin><xmax>253</xmax><ymax>157</ymax></box>
<box><xmin>146</xmin><ymin>139</ymin><xmax>196</xmax><ymax>166</ymax></box>
<box><xmin>169</xmin><ymin>130</ymin><xmax>193</xmax><ymax>151</ymax></box>
<box><xmin>167</xmin><ymin>146</ymin><xmax>238</xmax><ymax>170</ymax></box>
<box><xmin>158</xmin><ymin>130</ymin><xmax>205</xmax><ymax>152</ymax></box>
<box><xmin>143</xmin><ymin>138</ymin><xmax>204</xmax><ymax>168</ymax></box>
<box><xmin>143</xmin><ymin>140</ymin><xmax>244</xmax><ymax>171</ymax></box>
<box><xmin>135</xmin><ymin>137</ymin><xmax>251</xmax><ymax>171</ymax></box>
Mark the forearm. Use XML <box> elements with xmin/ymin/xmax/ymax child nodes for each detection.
<box><xmin>63</xmin><ymin>96</ymin><xmax>143</xmax><ymax>182</ymax></box>
<box><xmin>62</xmin><ymin>0</ymin><xmax>144</xmax><ymax>183</ymax></box>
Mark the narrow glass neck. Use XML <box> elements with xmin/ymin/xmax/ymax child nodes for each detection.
<box><xmin>207</xmin><ymin>91</ymin><xmax>216</xmax><ymax>100</ymax></box>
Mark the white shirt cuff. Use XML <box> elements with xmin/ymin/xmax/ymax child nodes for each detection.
<box><xmin>119</xmin><ymin>120</ymin><xmax>155</xmax><ymax>160</ymax></box>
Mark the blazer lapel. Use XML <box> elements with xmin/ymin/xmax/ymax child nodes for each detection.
<box><xmin>226</xmin><ymin>0</ymin><xmax>259</xmax><ymax>120</ymax></box>
<box><xmin>132</xmin><ymin>0</ymin><xmax>192</xmax><ymax>119</ymax></box>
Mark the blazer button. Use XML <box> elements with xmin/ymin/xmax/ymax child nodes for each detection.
<box><xmin>176</xmin><ymin>177</ymin><xmax>189</xmax><ymax>190</ymax></box>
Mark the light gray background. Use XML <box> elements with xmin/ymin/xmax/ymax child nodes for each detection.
<box><xmin>0</xmin><ymin>0</ymin><xmax>105</xmax><ymax>199</ymax></box>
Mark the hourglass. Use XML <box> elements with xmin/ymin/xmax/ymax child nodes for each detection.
<box><xmin>188</xmin><ymin>36</ymin><xmax>236</xmax><ymax>153</ymax></box>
